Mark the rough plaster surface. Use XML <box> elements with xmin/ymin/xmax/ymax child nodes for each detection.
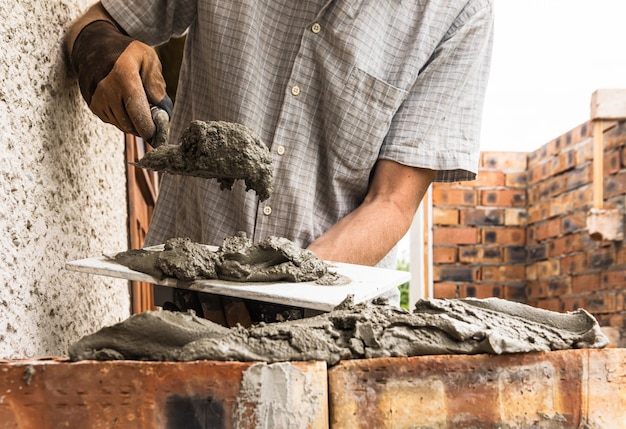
<box><xmin>0</xmin><ymin>1</ymin><xmax>131</xmax><ymax>359</ymax></box>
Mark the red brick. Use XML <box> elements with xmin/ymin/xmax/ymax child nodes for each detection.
<box><xmin>480</xmin><ymin>152</ymin><xmax>527</xmax><ymax>170</ymax></box>
<box><xmin>479</xmin><ymin>265</ymin><xmax>525</xmax><ymax>282</ymax></box>
<box><xmin>504</xmin><ymin>171</ymin><xmax>527</xmax><ymax>188</ymax></box>
<box><xmin>534</xmin><ymin>260</ymin><xmax>561</xmax><ymax>279</ymax></box>
<box><xmin>504</xmin><ymin>209</ymin><xmax>527</xmax><ymax>226</ymax></box>
<box><xmin>461</xmin><ymin>284</ymin><xmax>503</xmax><ymax>299</ymax></box>
<box><xmin>458</xmin><ymin>246</ymin><xmax>502</xmax><ymax>264</ymax></box>
<box><xmin>433</xmin><ymin>247</ymin><xmax>457</xmax><ymax>263</ymax></box>
<box><xmin>433</xmin><ymin>282</ymin><xmax>459</xmax><ymax>299</ymax></box>
<box><xmin>584</xmin><ymin>292</ymin><xmax>617</xmax><ymax>314</ymax></box>
<box><xmin>560</xmin><ymin>253</ymin><xmax>588</xmax><ymax>275</ymax></box>
<box><xmin>433</xmin><ymin>227</ymin><xmax>478</xmax><ymax>245</ymax></box>
<box><xmin>460</xmin><ymin>208</ymin><xmax>504</xmax><ymax>226</ymax></box>
<box><xmin>602</xmin><ymin>269</ymin><xmax>626</xmax><ymax>290</ymax></box>
<box><xmin>433</xmin><ymin>208</ymin><xmax>459</xmax><ymax>225</ymax></box>
<box><xmin>548</xmin><ymin>233</ymin><xmax>589</xmax><ymax>258</ymax></box>
<box><xmin>432</xmin><ymin>187</ymin><xmax>476</xmax><ymax>206</ymax></box>
<box><xmin>550</xmin><ymin>149</ymin><xmax>578</xmax><ymax>175</ymax></box>
<box><xmin>482</xmin><ymin>228</ymin><xmax>525</xmax><ymax>245</ymax></box>
<box><xmin>480</xmin><ymin>189</ymin><xmax>526</xmax><ymax>207</ymax></box>
<box><xmin>527</xmin><ymin>280</ymin><xmax>548</xmax><ymax>299</ymax></box>
<box><xmin>433</xmin><ymin>266</ymin><xmax>479</xmax><ymax>283</ymax></box>
<box><xmin>604</xmin><ymin>149</ymin><xmax>622</xmax><ymax>175</ymax></box>
<box><xmin>572</xmin><ymin>273</ymin><xmax>602</xmax><ymax>295</ymax></box>
<box><xmin>532</xmin><ymin>297</ymin><xmax>562</xmax><ymax>312</ymax></box>
<box><xmin>465</xmin><ymin>170</ymin><xmax>505</xmax><ymax>187</ymax></box>
<box><xmin>501</xmin><ymin>284</ymin><xmax>526</xmax><ymax>302</ymax></box>
<box><xmin>533</xmin><ymin>218</ymin><xmax>562</xmax><ymax>242</ymax></box>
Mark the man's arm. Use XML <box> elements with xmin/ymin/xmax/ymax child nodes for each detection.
<box><xmin>307</xmin><ymin>160</ymin><xmax>436</xmax><ymax>266</ymax></box>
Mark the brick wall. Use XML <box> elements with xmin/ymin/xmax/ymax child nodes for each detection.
<box><xmin>432</xmin><ymin>120</ymin><xmax>626</xmax><ymax>346</ymax></box>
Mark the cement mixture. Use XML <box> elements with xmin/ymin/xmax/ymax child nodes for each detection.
<box><xmin>111</xmin><ymin>232</ymin><xmax>341</xmax><ymax>284</ymax></box>
<box><xmin>134</xmin><ymin>120</ymin><xmax>274</xmax><ymax>201</ymax></box>
<box><xmin>69</xmin><ymin>296</ymin><xmax>608</xmax><ymax>365</ymax></box>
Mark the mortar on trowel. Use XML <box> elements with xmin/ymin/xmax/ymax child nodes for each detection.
<box><xmin>134</xmin><ymin>106</ymin><xmax>274</xmax><ymax>201</ymax></box>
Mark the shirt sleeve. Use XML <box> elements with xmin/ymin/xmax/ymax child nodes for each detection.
<box><xmin>379</xmin><ymin>0</ymin><xmax>494</xmax><ymax>183</ymax></box>
<box><xmin>101</xmin><ymin>0</ymin><xmax>196</xmax><ymax>46</ymax></box>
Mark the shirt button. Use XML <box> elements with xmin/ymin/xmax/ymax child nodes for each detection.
<box><xmin>276</xmin><ymin>145</ymin><xmax>286</xmax><ymax>155</ymax></box>
<box><xmin>263</xmin><ymin>206</ymin><xmax>272</xmax><ymax>216</ymax></box>
<box><xmin>291</xmin><ymin>85</ymin><xmax>301</xmax><ymax>96</ymax></box>
<box><xmin>311</xmin><ymin>23</ymin><xmax>321</xmax><ymax>34</ymax></box>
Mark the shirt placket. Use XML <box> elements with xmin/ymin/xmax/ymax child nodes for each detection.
<box><xmin>252</xmin><ymin>13</ymin><xmax>329</xmax><ymax>243</ymax></box>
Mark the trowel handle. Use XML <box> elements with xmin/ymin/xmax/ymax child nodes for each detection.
<box><xmin>148</xmin><ymin>105</ymin><xmax>170</xmax><ymax>148</ymax></box>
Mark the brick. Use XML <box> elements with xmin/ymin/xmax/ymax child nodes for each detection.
<box><xmin>604</xmin><ymin>170</ymin><xmax>626</xmax><ymax>199</ymax></box>
<box><xmin>432</xmin><ymin>187</ymin><xmax>476</xmax><ymax>206</ymax></box>
<box><xmin>467</xmin><ymin>170</ymin><xmax>505</xmax><ymax>187</ymax></box>
<box><xmin>561</xmin><ymin>211</ymin><xmax>587</xmax><ymax>234</ymax></box>
<box><xmin>482</xmin><ymin>228</ymin><xmax>525</xmax><ymax>245</ymax></box>
<box><xmin>433</xmin><ymin>282</ymin><xmax>459</xmax><ymax>299</ymax></box>
<box><xmin>550</xmin><ymin>149</ymin><xmax>578</xmax><ymax>175</ymax></box>
<box><xmin>432</xmin><ymin>208</ymin><xmax>459</xmax><ymax>225</ymax></box>
<box><xmin>602</xmin><ymin>269</ymin><xmax>626</xmax><ymax>290</ymax></box>
<box><xmin>433</xmin><ymin>247</ymin><xmax>457</xmax><ymax>264</ymax></box>
<box><xmin>584</xmin><ymin>292</ymin><xmax>617</xmax><ymax>314</ymax></box>
<box><xmin>528</xmin><ymin>160</ymin><xmax>551</xmax><ymax>186</ymax></box>
<box><xmin>504</xmin><ymin>208</ymin><xmax>527</xmax><ymax>226</ymax></box>
<box><xmin>532</xmin><ymin>297</ymin><xmax>562</xmax><ymax>313</ymax></box>
<box><xmin>572</xmin><ymin>273</ymin><xmax>602</xmax><ymax>295</ymax></box>
<box><xmin>329</xmin><ymin>350</ymin><xmax>626</xmax><ymax>429</ymax></box>
<box><xmin>434</xmin><ymin>266</ymin><xmax>478</xmax><ymax>283</ymax></box>
<box><xmin>480</xmin><ymin>151</ymin><xmax>527</xmax><ymax>170</ymax></box>
<box><xmin>461</xmin><ymin>284</ymin><xmax>503</xmax><ymax>299</ymax></box>
<box><xmin>479</xmin><ymin>265</ymin><xmax>525</xmax><ymax>282</ymax></box>
<box><xmin>460</xmin><ymin>208</ymin><xmax>504</xmax><ymax>226</ymax></box>
<box><xmin>433</xmin><ymin>227</ymin><xmax>478</xmax><ymax>245</ymax></box>
<box><xmin>564</xmin><ymin>165</ymin><xmax>593</xmax><ymax>192</ymax></box>
<box><xmin>604</xmin><ymin>148</ymin><xmax>622</xmax><ymax>175</ymax></box>
<box><xmin>535</xmin><ymin>259</ymin><xmax>561</xmax><ymax>279</ymax></box>
<box><xmin>527</xmin><ymin>244</ymin><xmax>547</xmax><ymax>262</ymax></box>
<box><xmin>458</xmin><ymin>246</ymin><xmax>502</xmax><ymax>264</ymax></box>
<box><xmin>527</xmin><ymin>280</ymin><xmax>548</xmax><ymax>299</ymax></box>
<box><xmin>480</xmin><ymin>189</ymin><xmax>526</xmax><ymax>207</ymax></box>
<box><xmin>504</xmin><ymin>171</ymin><xmax>527</xmax><ymax>188</ymax></box>
<box><xmin>575</xmin><ymin>139</ymin><xmax>593</xmax><ymax>165</ymax></box>
<box><xmin>501</xmin><ymin>284</ymin><xmax>526</xmax><ymax>302</ymax></box>
<box><xmin>0</xmin><ymin>359</ymin><xmax>328</xmax><ymax>429</ymax></box>
<box><xmin>548</xmin><ymin>233</ymin><xmax>590</xmax><ymax>258</ymax></box>
<box><xmin>588</xmin><ymin>248</ymin><xmax>615</xmax><ymax>270</ymax></box>
<box><xmin>533</xmin><ymin>218</ymin><xmax>562</xmax><ymax>242</ymax></box>
<box><xmin>561</xmin><ymin>296</ymin><xmax>584</xmax><ymax>312</ymax></box>
<box><xmin>560</xmin><ymin>253</ymin><xmax>588</xmax><ymax>275</ymax></box>
<box><xmin>504</xmin><ymin>246</ymin><xmax>527</xmax><ymax>263</ymax></box>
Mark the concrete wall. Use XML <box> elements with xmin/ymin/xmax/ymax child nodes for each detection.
<box><xmin>0</xmin><ymin>1</ymin><xmax>131</xmax><ymax>359</ymax></box>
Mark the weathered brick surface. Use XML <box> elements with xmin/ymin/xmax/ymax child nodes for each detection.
<box><xmin>432</xmin><ymin>119</ymin><xmax>626</xmax><ymax>346</ymax></box>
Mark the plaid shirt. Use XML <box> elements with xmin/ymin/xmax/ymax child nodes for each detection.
<box><xmin>103</xmin><ymin>0</ymin><xmax>494</xmax><ymax>266</ymax></box>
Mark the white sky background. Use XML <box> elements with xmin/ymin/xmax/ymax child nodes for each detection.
<box><xmin>480</xmin><ymin>0</ymin><xmax>626</xmax><ymax>152</ymax></box>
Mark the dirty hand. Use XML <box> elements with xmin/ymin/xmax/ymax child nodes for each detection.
<box><xmin>69</xmin><ymin>20</ymin><xmax>173</xmax><ymax>140</ymax></box>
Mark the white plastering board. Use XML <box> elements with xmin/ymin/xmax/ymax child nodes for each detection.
<box><xmin>65</xmin><ymin>247</ymin><xmax>410</xmax><ymax>311</ymax></box>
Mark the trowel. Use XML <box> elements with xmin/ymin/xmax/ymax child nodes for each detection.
<box><xmin>133</xmin><ymin>106</ymin><xmax>274</xmax><ymax>201</ymax></box>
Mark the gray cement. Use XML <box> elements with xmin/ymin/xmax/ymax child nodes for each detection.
<box><xmin>112</xmin><ymin>233</ymin><xmax>342</xmax><ymax>284</ymax></box>
<box><xmin>69</xmin><ymin>296</ymin><xmax>608</xmax><ymax>365</ymax></box>
<box><xmin>0</xmin><ymin>0</ymin><xmax>130</xmax><ymax>359</ymax></box>
<box><xmin>135</xmin><ymin>120</ymin><xmax>274</xmax><ymax>201</ymax></box>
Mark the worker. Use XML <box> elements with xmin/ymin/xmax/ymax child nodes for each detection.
<box><xmin>65</xmin><ymin>0</ymin><xmax>494</xmax><ymax>324</ymax></box>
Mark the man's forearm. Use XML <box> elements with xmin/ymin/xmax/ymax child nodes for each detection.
<box><xmin>308</xmin><ymin>160</ymin><xmax>436</xmax><ymax>266</ymax></box>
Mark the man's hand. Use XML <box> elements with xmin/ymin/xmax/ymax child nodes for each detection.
<box><xmin>308</xmin><ymin>160</ymin><xmax>436</xmax><ymax>266</ymax></box>
<box><xmin>65</xmin><ymin>2</ymin><xmax>172</xmax><ymax>140</ymax></box>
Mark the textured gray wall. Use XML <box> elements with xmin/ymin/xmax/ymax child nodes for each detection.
<box><xmin>0</xmin><ymin>1</ymin><xmax>131</xmax><ymax>358</ymax></box>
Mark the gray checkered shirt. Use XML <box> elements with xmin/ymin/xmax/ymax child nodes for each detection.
<box><xmin>103</xmin><ymin>0</ymin><xmax>494</xmax><ymax>266</ymax></box>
